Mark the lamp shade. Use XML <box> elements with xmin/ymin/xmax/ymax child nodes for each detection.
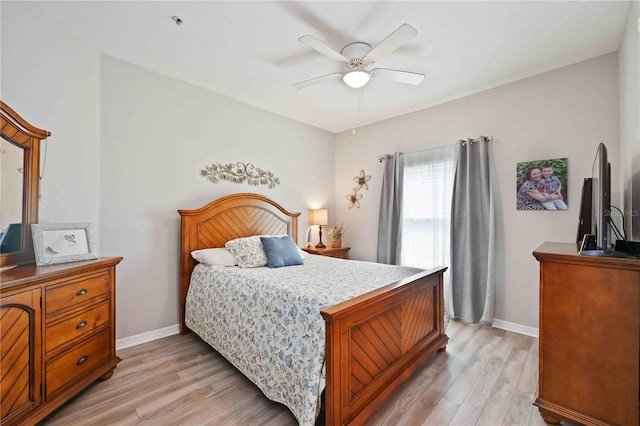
<box><xmin>343</xmin><ymin>70</ymin><xmax>370</xmax><ymax>89</ymax></box>
<box><xmin>310</xmin><ymin>209</ymin><xmax>328</xmax><ymax>226</ymax></box>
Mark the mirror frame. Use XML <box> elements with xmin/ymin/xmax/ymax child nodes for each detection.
<box><xmin>1</xmin><ymin>101</ymin><xmax>51</xmax><ymax>267</ymax></box>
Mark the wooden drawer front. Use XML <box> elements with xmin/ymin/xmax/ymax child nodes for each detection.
<box><xmin>45</xmin><ymin>330</ymin><xmax>111</xmax><ymax>398</ymax></box>
<box><xmin>45</xmin><ymin>301</ymin><xmax>110</xmax><ymax>354</ymax></box>
<box><xmin>45</xmin><ymin>272</ymin><xmax>109</xmax><ymax>316</ymax></box>
<box><xmin>325</xmin><ymin>252</ymin><xmax>348</xmax><ymax>259</ymax></box>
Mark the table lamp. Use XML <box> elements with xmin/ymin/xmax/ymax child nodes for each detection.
<box><xmin>310</xmin><ymin>209</ymin><xmax>328</xmax><ymax>248</ymax></box>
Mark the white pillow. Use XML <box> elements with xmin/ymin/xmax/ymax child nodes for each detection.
<box><xmin>225</xmin><ymin>235</ymin><xmax>305</xmax><ymax>268</ymax></box>
<box><xmin>225</xmin><ymin>236</ymin><xmax>272</xmax><ymax>268</ymax></box>
<box><xmin>296</xmin><ymin>246</ymin><xmax>307</xmax><ymax>259</ymax></box>
<box><xmin>191</xmin><ymin>248</ymin><xmax>236</xmax><ymax>267</ymax></box>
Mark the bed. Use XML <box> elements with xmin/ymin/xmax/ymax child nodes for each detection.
<box><xmin>179</xmin><ymin>193</ymin><xmax>448</xmax><ymax>425</ymax></box>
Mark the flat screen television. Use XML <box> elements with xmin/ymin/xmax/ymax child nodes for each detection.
<box><xmin>576</xmin><ymin>177</ymin><xmax>592</xmax><ymax>247</ymax></box>
<box><xmin>578</xmin><ymin>143</ymin><xmax>630</xmax><ymax>257</ymax></box>
<box><xmin>591</xmin><ymin>142</ymin><xmax>611</xmax><ymax>251</ymax></box>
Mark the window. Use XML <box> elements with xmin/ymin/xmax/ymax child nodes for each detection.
<box><xmin>400</xmin><ymin>146</ymin><xmax>457</xmax><ymax>270</ymax></box>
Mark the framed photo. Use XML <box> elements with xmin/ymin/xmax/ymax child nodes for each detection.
<box><xmin>516</xmin><ymin>157</ymin><xmax>568</xmax><ymax>211</ymax></box>
<box><xmin>31</xmin><ymin>223</ymin><xmax>97</xmax><ymax>266</ymax></box>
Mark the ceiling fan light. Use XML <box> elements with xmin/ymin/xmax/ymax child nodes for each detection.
<box><xmin>343</xmin><ymin>70</ymin><xmax>370</xmax><ymax>88</ymax></box>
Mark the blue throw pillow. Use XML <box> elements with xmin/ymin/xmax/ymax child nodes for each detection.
<box><xmin>260</xmin><ymin>235</ymin><xmax>304</xmax><ymax>268</ymax></box>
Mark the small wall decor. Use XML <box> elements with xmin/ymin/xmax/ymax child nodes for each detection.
<box><xmin>346</xmin><ymin>169</ymin><xmax>370</xmax><ymax>208</ymax></box>
<box><xmin>354</xmin><ymin>169</ymin><xmax>371</xmax><ymax>191</ymax></box>
<box><xmin>201</xmin><ymin>162</ymin><xmax>280</xmax><ymax>189</ymax></box>
<box><xmin>346</xmin><ymin>188</ymin><xmax>363</xmax><ymax>209</ymax></box>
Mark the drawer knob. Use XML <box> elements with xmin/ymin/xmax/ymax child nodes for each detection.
<box><xmin>76</xmin><ymin>288</ymin><xmax>88</xmax><ymax>296</ymax></box>
<box><xmin>76</xmin><ymin>320</ymin><xmax>88</xmax><ymax>329</ymax></box>
<box><xmin>77</xmin><ymin>355</ymin><xmax>88</xmax><ymax>366</ymax></box>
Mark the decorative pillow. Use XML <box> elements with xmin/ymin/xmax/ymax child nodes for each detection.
<box><xmin>260</xmin><ymin>236</ymin><xmax>304</xmax><ymax>268</ymax></box>
<box><xmin>225</xmin><ymin>235</ymin><xmax>273</xmax><ymax>268</ymax></box>
<box><xmin>191</xmin><ymin>248</ymin><xmax>236</xmax><ymax>267</ymax></box>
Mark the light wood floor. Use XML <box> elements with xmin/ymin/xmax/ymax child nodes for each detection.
<box><xmin>42</xmin><ymin>321</ymin><xmax>554</xmax><ymax>426</ymax></box>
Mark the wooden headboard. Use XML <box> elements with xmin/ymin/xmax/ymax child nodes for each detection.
<box><xmin>178</xmin><ymin>193</ymin><xmax>300</xmax><ymax>334</ymax></box>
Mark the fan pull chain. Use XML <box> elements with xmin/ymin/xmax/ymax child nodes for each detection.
<box><xmin>352</xmin><ymin>88</ymin><xmax>364</xmax><ymax>134</ymax></box>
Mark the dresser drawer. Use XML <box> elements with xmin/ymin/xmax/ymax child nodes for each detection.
<box><xmin>45</xmin><ymin>301</ymin><xmax>110</xmax><ymax>354</ymax></box>
<box><xmin>45</xmin><ymin>329</ymin><xmax>111</xmax><ymax>398</ymax></box>
<box><xmin>302</xmin><ymin>247</ymin><xmax>350</xmax><ymax>259</ymax></box>
<box><xmin>45</xmin><ymin>272</ymin><xmax>110</xmax><ymax>316</ymax></box>
<box><xmin>323</xmin><ymin>251</ymin><xmax>348</xmax><ymax>259</ymax></box>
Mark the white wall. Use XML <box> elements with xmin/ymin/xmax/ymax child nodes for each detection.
<box><xmin>2</xmin><ymin>3</ymin><xmax>335</xmax><ymax>339</ymax></box>
<box><xmin>100</xmin><ymin>56</ymin><xmax>335</xmax><ymax>338</ymax></box>
<box><xmin>1</xmin><ymin>1</ymin><xmax>102</xmax><ymax>240</ymax></box>
<box><xmin>334</xmin><ymin>54</ymin><xmax>620</xmax><ymax>329</ymax></box>
<box><xmin>619</xmin><ymin>1</ymin><xmax>640</xmax><ymax>240</ymax></box>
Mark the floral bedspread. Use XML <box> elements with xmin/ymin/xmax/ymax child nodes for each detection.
<box><xmin>185</xmin><ymin>254</ymin><xmax>423</xmax><ymax>425</ymax></box>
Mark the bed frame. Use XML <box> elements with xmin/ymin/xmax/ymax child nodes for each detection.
<box><xmin>179</xmin><ymin>193</ymin><xmax>448</xmax><ymax>425</ymax></box>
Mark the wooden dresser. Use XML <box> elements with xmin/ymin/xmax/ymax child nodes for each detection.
<box><xmin>302</xmin><ymin>246</ymin><xmax>351</xmax><ymax>259</ymax></box>
<box><xmin>533</xmin><ymin>243</ymin><xmax>639</xmax><ymax>426</ymax></box>
<box><xmin>0</xmin><ymin>257</ymin><xmax>122</xmax><ymax>425</ymax></box>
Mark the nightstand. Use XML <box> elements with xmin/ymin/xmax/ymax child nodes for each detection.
<box><xmin>303</xmin><ymin>246</ymin><xmax>351</xmax><ymax>259</ymax></box>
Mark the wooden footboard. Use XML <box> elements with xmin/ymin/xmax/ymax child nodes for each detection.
<box><xmin>321</xmin><ymin>266</ymin><xmax>448</xmax><ymax>425</ymax></box>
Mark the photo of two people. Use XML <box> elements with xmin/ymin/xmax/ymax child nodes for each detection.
<box><xmin>517</xmin><ymin>158</ymin><xmax>568</xmax><ymax>211</ymax></box>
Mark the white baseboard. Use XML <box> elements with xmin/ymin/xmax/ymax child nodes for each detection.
<box><xmin>116</xmin><ymin>323</ymin><xmax>180</xmax><ymax>350</ymax></box>
<box><xmin>492</xmin><ymin>318</ymin><xmax>539</xmax><ymax>338</ymax></box>
<box><xmin>115</xmin><ymin>319</ymin><xmax>537</xmax><ymax>352</ymax></box>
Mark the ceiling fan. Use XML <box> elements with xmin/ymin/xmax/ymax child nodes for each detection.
<box><xmin>293</xmin><ymin>23</ymin><xmax>425</xmax><ymax>90</ymax></box>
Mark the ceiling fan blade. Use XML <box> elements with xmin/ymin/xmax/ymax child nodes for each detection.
<box><xmin>298</xmin><ymin>35</ymin><xmax>348</xmax><ymax>63</ymax></box>
<box><xmin>278</xmin><ymin>2</ymin><xmax>353</xmax><ymax>45</ymax></box>
<box><xmin>371</xmin><ymin>68</ymin><xmax>425</xmax><ymax>85</ymax></box>
<box><xmin>293</xmin><ymin>72</ymin><xmax>344</xmax><ymax>89</ymax></box>
<box><xmin>365</xmin><ymin>24</ymin><xmax>418</xmax><ymax>63</ymax></box>
<box><xmin>265</xmin><ymin>50</ymin><xmax>324</xmax><ymax>69</ymax></box>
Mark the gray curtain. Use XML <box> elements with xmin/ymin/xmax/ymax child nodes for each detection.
<box><xmin>377</xmin><ymin>153</ymin><xmax>403</xmax><ymax>264</ymax></box>
<box><xmin>450</xmin><ymin>138</ymin><xmax>495</xmax><ymax>325</ymax></box>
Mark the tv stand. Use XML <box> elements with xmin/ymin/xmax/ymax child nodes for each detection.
<box><xmin>533</xmin><ymin>242</ymin><xmax>639</xmax><ymax>426</ymax></box>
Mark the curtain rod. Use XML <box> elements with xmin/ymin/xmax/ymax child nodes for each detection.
<box><xmin>378</xmin><ymin>135</ymin><xmax>493</xmax><ymax>162</ymax></box>
<box><xmin>460</xmin><ymin>135</ymin><xmax>493</xmax><ymax>146</ymax></box>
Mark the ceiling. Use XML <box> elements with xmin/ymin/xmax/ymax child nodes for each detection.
<box><xmin>33</xmin><ymin>1</ymin><xmax>631</xmax><ymax>134</ymax></box>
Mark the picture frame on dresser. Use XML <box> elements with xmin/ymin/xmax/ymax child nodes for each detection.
<box><xmin>31</xmin><ymin>223</ymin><xmax>97</xmax><ymax>266</ymax></box>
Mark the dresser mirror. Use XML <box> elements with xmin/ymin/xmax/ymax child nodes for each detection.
<box><xmin>0</xmin><ymin>101</ymin><xmax>50</xmax><ymax>268</ymax></box>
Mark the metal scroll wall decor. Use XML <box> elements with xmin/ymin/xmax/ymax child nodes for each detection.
<box><xmin>200</xmin><ymin>162</ymin><xmax>280</xmax><ymax>189</ymax></box>
<box><xmin>346</xmin><ymin>169</ymin><xmax>371</xmax><ymax>208</ymax></box>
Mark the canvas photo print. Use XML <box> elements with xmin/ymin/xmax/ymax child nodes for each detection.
<box><xmin>516</xmin><ymin>158</ymin><xmax>568</xmax><ymax>211</ymax></box>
